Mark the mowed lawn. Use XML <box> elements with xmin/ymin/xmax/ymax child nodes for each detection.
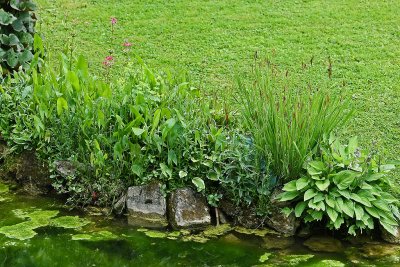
<box><xmin>36</xmin><ymin>0</ymin><xmax>400</xmax><ymax>187</ymax></box>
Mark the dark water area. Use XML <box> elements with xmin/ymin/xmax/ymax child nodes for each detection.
<box><xmin>1</xmin><ymin>182</ymin><xmax>400</xmax><ymax>267</ymax></box>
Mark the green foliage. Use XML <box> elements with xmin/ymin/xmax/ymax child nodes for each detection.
<box><xmin>279</xmin><ymin>135</ymin><xmax>400</xmax><ymax>236</ymax></box>
<box><xmin>0</xmin><ymin>54</ymin><xmax>233</xmax><ymax>207</ymax></box>
<box><xmin>237</xmin><ymin>64</ymin><xmax>353</xmax><ymax>182</ymax></box>
<box><xmin>0</xmin><ymin>0</ymin><xmax>39</xmax><ymax>73</ymax></box>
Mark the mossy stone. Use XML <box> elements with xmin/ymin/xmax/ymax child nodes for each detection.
<box><xmin>0</xmin><ymin>182</ymin><xmax>9</xmax><ymax>193</ymax></box>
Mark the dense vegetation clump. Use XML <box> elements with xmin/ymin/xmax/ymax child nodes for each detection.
<box><xmin>0</xmin><ymin>0</ymin><xmax>39</xmax><ymax>74</ymax></box>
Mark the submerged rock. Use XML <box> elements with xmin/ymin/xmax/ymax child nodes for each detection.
<box><xmin>263</xmin><ymin>235</ymin><xmax>295</xmax><ymax>249</ymax></box>
<box><xmin>381</xmin><ymin>225</ymin><xmax>400</xmax><ymax>244</ymax></box>
<box><xmin>168</xmin><ymin>188</ymin><xmax>211</xmax><ymax>229</ymax></box>
<box><xmin>126</xmin><ymin>183</ymin><xmax>168</xmax><ymax>228</ymax></box>
<box><xmin>303</xmin><ymin>236</ymin><xmax>343</xmax><ymax>253</ymax></box>
<box><xmin>317</xmin><ymin>260</ymin><xmax>345</xmax><ymax>267</ymax></box>
<box><xmin>361</xmin><ymin>242</ymin><xmax>400</xmax><ymax>258</ymax></box>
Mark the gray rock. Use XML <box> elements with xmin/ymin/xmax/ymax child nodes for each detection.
<box><xmin>381</xmin><ymin>225</ymin><xmax>400</xmax><ymax>244</ymax></box>
<box><xmin>126</xmin><ymin>183</ymin><xmax>168</xmax><ymax>228</ymax></box>
<box><xmin>263</xmin><ymin>235</ymin><xmax>295</xmax><ymax>249</ymax></box>
<box><xmin>304</xmin><ymin>236</ymin><xmax>343</xmax><ymax>253</ymax></box>
<box><xmin>54</xmin><ymin>160</ymin><xmax>77</xmax><ymax>177</ymax></box>
<box><xmin>361</xmin><ymin>242</ymin><xmax>400</xmax><ymax>258</ymax></box>
<box><xmin>168</xmin><ymin>188</ymin><xmax>211</xmax><ymax>229</ymax></box>
<box><xmin>266</xmin><ymin>206</ymin><xmax>299</xmax><ymax>236</ymax></box>
<box><xmin>113</xmin><ymin>192</ymin><xmax>127</xmax><ymax>214</ymax></box>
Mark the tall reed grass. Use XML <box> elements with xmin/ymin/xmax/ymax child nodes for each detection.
<box><xmin>237</xmin><ymin>64</ymin><xmax>353</xmax><ymax>182</ymax></box>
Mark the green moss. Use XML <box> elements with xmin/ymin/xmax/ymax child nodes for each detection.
<box><xmin>51</xmin><ymin>216</ymin><xmax>90</xmax><ymax>229</ymax></box>
<box><xmin>72</xmin><ymin>230</ymin><xmax>118</xmax><ymax>241</ymax></box>
<box><xmin>144</xmin><ymin>230</ymin><xmax>168</xmax><ymax>239</ymax></box>
<box><xmin>181</xmin><ymin>234</ymin><xmax>209</xmax><ymax>243</ymax></box>
<box><xmin>259</xmin><ymin>252</ymin><xmax>272</xmax><ymax>263</ymax></box>
<box><xmin>282</xmin><ymin>254</ymin><xmax>315</xmax><ymax>266</ymax></box>
<box><xmin>0</xmin><ymin>182</ymin><xmax>9</xmax><ymax>193</ymax></box>
<box><xmin>0</xmin><ymin>221</ymin><xmax>39</xmax><ymax>240</ymax></box>
<box><xmin>203</xmin><ymin>224</ymin><xmax>232</xmax><ymax>238</ymax></box>
<box><xmin>313</xmin><ymin>260</ymin><xmax>345</xmax><ymax>267</ymax></box>
<box><xmin>234</xmin><ymin>227</ymin><xmax>278</xmax><ymax>237</ymax></box>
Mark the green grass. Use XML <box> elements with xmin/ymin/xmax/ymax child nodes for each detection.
<box><xmin>35</xmin><ymin>0</ymin><xmax>400</xmax><ymax>185</ymax></box>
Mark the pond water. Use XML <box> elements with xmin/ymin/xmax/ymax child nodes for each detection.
<box><xmin>1</xmin><ymin>182</ymin><xmax>400</xmax><ymax>267</ymax></box>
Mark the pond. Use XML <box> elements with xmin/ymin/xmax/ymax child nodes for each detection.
<box><xmin>1</xmin><ymin>182</ymin><xmax>399</xmax><ymax>267</ymax></box>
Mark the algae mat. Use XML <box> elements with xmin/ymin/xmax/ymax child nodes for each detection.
<box><xmin>1</xmin><ymin>192</ymin><xmax>400</xmax><ymax>266</ymax></box>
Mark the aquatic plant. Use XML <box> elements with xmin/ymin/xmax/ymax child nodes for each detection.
<box><xmin>71</xmin><ymin>230</ymin><xmax>118</xmax><ymax>241</ymax></box>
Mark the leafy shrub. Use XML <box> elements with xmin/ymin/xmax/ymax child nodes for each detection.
<box><xmin>0</xmin><ymin>54</ymin><xmax>231</xmax><ymax>206</ymax></box>
<box><xmin>279</xmin><ymin>135</ymin><xmax>399</xmax><ymax>235</ymax></box>
<box><xmin>0</xmin><ymin>0</ymin><xmax>39</xmax><ymax>73</ymax></box>
<box><xmin>237</xmin><ymin>64</ymin><xmax>353</xmax><ymax>182</ymax></box>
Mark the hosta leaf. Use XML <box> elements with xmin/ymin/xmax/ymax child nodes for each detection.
<box><xmin>308</xmin><ymin>161</ymin><xmax>326</xmax><ymax>171</ymax></box>
<box><xmin>310</xmin><ymin>210</ymin><xmax>323</xmax><ymax>220</ymax></box>
<box><xmin>365</xmin><ymin>206</ymin><xmax>380</xmax><ymax>219</ymax></box>
<box><xmin>325</xmin><ymin>195</ymin><xmax>335</xmax><ymax>208</ymax></box>
<box><xmin>313</xmin><ymin>193</ymin><xmax>325</xmax><ymax>203</ymax></box>
<box><xmin>19</xmin><ymin>50</ymin><xmax>33</xmax><ymax>63</ymax></box>
<box><xmin>342</xmin><ymin>200</ymin><xmax>354</xmax><ymax>218</ymax></box>
<box><xmin>304</xmin><ymin>189</ymin><xmax>317</xmax><ymax>201</ymax></box>
<box><xmin>327</xmin><ymin>206</ymin><xmax>338</xmax><ymax>222</ymax></box>
<box><xmin>333</xmin><ymin>216</ymin><xmax>344</xmax><ymax>229</ymax></box>
<box><xmin>348</xmin><ymin>225</ymin><xmax>357</xmax><ymax>236</ymax></box>
<box><xmin>0</xmin><ymin>9</ymin><xmax>17</xmax><ymax>25</ymax></box>
<box><xmin>283</xmin><ymin>180</ymin><xmax>297</xmax><ymax>192</ymax></box>
<box><xmin>364</xmin><ymin>173</ymin><xmax>384</xmax><ymax>182</ymax></box>
<box><xmin>381</xmin><ymin>221</ymin><xmax>397</xmax><ymax>236</ymax></box>
<box><xmin>380</xmin><ymin>164</ymin><xmax>396</xmax><ymax>172</ymax></box>
<box><xmin>333</xmin><ymin>170</ymin><xmax>356</xmax><ymax>190</ymax></box>
<box><xmin>354</xmin><ymin>204</ymin><xmax>364</xmax><ymax>220</ymax></box>
<box><xmin>307</xmin><ymin>166</ymin><xmax>322</xmax><ymax>176</ymax></box>
<box><xmin>278</xmin><ymin>191</ymin><xmax>300</xmax><ymax>202</ymax></box>
<box><xmin>338</xmin><ymin>190</ymin><xmax>351</xmax><ymax>199</ymax></box>
<box><xmin>295</xmin><ymin>201</ymin><xmax>307</xmax><ymax>217</ymax></box>
<box><xmin>350</xmin><ymin>193</ymin><xmax>371</xmax><ymax>207</ymax></box>
<box><xmin>192</xmin><ymin>177</ymin><xmax>205</xmax><ymax>192</ymax></box>
<box><xmin>373</xmin><ymin>200</ymin><xmax>391</xmax><ymax>212</ymax></box>
<box><xmin>380</xmin><ymin>192</ymin><xmax>398</xmax><ymax>204</ymax></box>
<box><xmin>315</xmin><ymin>179</ymin><xmax>330</xmax><ymax>191</ymax></box>
<box><xmin>56</xmin><ymin>97</ymin><xmax>68</xmax><ymax>116</ymax></box>
<box><xmin>132</xmin><ymin>128</ymin><xmax>145</xmax><ymax>136</ymax></box>
<box><xmin>296</xmin><ymin>177</ymin><xmax>309</xmax><ymax>190</ymax></box>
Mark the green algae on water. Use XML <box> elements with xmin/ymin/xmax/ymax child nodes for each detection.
<box><xmin>143</xmin><ymin>230</ymin><xmax>168</xmax><ymax>238</ymax></box>
<box><xmin>0</xmin><ymin>221</ymin><xmax>39</xmax><ymax>240</ymax></box>
<box><xmin>259</xmin><ymin>252</ymin><xmax>272</xmax><ymax>263</ymax></box>
<box><xmin>234</xmin><ymin>226</ymin><xmax>278</xmax><ymax>237</ymax></box>
<box><xmin>0</xmin><ymin>182</ymin><xmax>9</xmax><ymax>193</ymax></box>
<box><xmin>51</xmin><ymin>216</ymin><xmax>90</xmax><ymax>229</ymax></box>
<box><xmin>202</xmin><ymin>224</ymin><xmax>232</xmax><ymax>238</ymax></box>
<box><xmin>281</xmin><ymin>254</ymin><xmax>315</xmax><ymax>266</ymax></box>
<box><xmin>72</xmin><ymin>230</ymin><xmax>118</xmax><ymax>241</ymax></box>
<box><xmin>313</xmin><ymin>260</ymin><xmax>345</xmax><ymax>267</ymax></box>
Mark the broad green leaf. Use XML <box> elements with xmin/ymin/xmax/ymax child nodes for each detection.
<box><xmin>178</xmin><ymin>171</ymin><xmax>187</xmax><ymax>178</ymax></box>
<box><xmin>364</xmin><ymin>173</ymin><xmax>384</xmax><ymax>182</ymax></box>
<box><xmin>132</xmin><ymin>128</ymin><xmax>145</xmax><ymax>136</ymax></box>
<box><xmin>333</xmin><ymin>216</ymin><xmax>344</xmax><ymax>229</ymax></box>
<box><xmin>313</xmin><ymin>193</ymin><xmax>325</xmax><ymax>203</ymax></box>
<box><xmin>151</xmin><ymin>109</ymin><xmax>161</xmax><ymax>132</ymax></box>
<box><xmin>348</xmin><ymin>136</ymin><xmax>358</xmax><ymax>154</ymax></box>
<box><xmin>327</xmin><ymin>207</ymin><xmax>338</xmax><ymax>222</ymax></box>
<box><xmin>309</xmin><ymin>161</ymin><xmax>326</xmax><ymax>171</ymax></box>
<box><xmin>278</xmin><ymin>191</ymin><xmax>300</xmax><ymax>202</ymax></box>
<box><xmin>0</xmin><ymin>9</ymin><xmax>16</xmax><ymax>25</ymax></box>
<box><xmin>333</xmin><ymin>170</ymin><xmax>356</xmax><ymax>190</ymax></box>
<box><xmin>380</xmin><ymin>164</ymin><xmax>396</xmax><ymax>172</ymax></box>
<box><xmin>307</xmin><ymin>166</ymin><xmax>322</xmax><ymax>176</ymax></box>
<box><xmin>56</xmin><ymin>97</ymin><xmax>68</xmax><ymax>116</ymax></box>
<box><xmin>315</xmin><ymin>179</ymin><xmax>330</xmax><ymax>191</ymax></box>
<box><xmin>373</xmin><ymin>200</ymin><xmax>391</xmax><ymax>212</ymax></box>
<box><xmin>342</xmin><ymin>200</ymin><xmax>354</xmax><ymax>218</ymax></box>
<box><xmin>296</xmin><ymin>177</ymin><xmax>309</xmax><ymax>190</ymax></box>
<box><xmin>365</xmin><ymin>206</ymin><xmax>380</xmax><ymax>219</ymax></box>
<box><xmin>283</xmin><ymin>180</ymin><xmax>297</xmax><ymax>192</ymax></box>
<box><xmin>67</xmin><ymin>71</ymin><xmax>80</xmax><ymax>90</ymax></box>
<box><xmin>304</xmin><ymin>189</ymin><xmax>317</xmax><ymax>201</ymax></box>
<box><xmin>354</xmin><ymin>204</ymin><xmax>364</xmax><ymax>220</ymax></box>
<box><xmin>294</xmin><ymin>201</ymin><xmax>307</xmax><ymax>217</ymax></box>
<box><xmin>192</xmin><ymin>177</ymin><xmax>205</xmax><ymax>192</ymax></box>
<box><xmin>325</xmin><ymin>195</ymin><xmax>335</xmax><ymax>208</ymax></box>
<box><xmin>381</xmin><ymin>221</ymin><xmax>397</xmax><ymax>236</ymax></box>
<box><xmin>350</xmin><ymin>193</ymin><xmax>371</xmax><ymax>207</ymax></box>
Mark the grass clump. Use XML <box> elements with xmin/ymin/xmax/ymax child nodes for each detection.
<box><xmin>238</xmin><ymin>63</ymin><xmax>353</xmax><ymax>182</ymax></box>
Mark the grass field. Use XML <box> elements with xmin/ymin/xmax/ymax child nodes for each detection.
<box><xmin>35</xmin><ymin>0</ymin><xmax>400</xmax><ymax>185</ymax></box>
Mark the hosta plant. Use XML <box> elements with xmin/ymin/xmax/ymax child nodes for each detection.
<box><xmin>0</xmin><ymin>0</ymin><xmax>38</xmax><ymax>73</ymax></box>
<box><xmin>278</xmin><ymin>135</ymin><xmax>399</xmax><ymax>236</ymax></box>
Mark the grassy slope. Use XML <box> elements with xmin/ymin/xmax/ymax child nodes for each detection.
<box><xmin>36</xmin><ymin>0</ymin><xmax>400</xmax><ymax>186</ymax></box>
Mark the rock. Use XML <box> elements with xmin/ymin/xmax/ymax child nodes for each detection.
<box><xmin>113</xmin><ymin>193</ymin><xmax>127</xmax><ymax>214</ymax></box>
<box><xmin>270</xmin><ymin>188</ymin><xmax>289</xmax><ymax>208</ymax></box>
<box><xmin>219</xmin><ymin>198</ymin><xmax>264</xmax><ymax>228</ymax></box>
<box><xmin>54</xmin><ymin>160</ymin><xmax>77</xmax><ymax>177</ymax></box>
<box><xmin>381</xmin><ymin>225</ymin><xmax>400</xmax><ymax>244</ymax></box>
<box><xmin>297</xmin><ymin>225</ymin><xmax>311</xmax><ymax>238</ymax></box>
<box><xmin>0</xmin><ymin>151</ymin><xmax>52</xmax><ymax>195</ymax></box>
<box><xmin>168</xmin><ymin>188</ymin><xmax>211</xmax><ymax>229</ymax></box>
<box><xmin>361</xmin><ymin>242</ymin><xmax>400</xmax><ymax>258</ymax></box>
<box><xmin>263</xmin><ymin>235</ymin><xmax>295</xmax><ymax>249</ymax></box>
<box><xmin>303</xmin><ymin>236</ymin><xmax>343</xmax><ymax>253</ymax></box>
<box><xmin>126</xmin><ymin>183</ymin><xmax>168</xmax><ymax>228</ymax></box>
<box><xmin>221</xmin><ymin>233</ymin><xmax>242</xmax><ymax>245</ymax></box>
<box><xmin>266</xmin><ymin>206</ymin><xmax>299</xmax><ymax>236</ymax></box>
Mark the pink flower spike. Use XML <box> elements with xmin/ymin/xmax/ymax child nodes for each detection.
<box><xmin>123</xmin><ymin>41</ymin><xmax>132</xmax><ymax>47</ymax></box>
<box><xmin>111</xmin><ymin>17</ymin><xmax>117</xmax><ymax>25</ymax></box>
<box><xmin>105</xmin><ymin>56</ymin><xmax>114</xmax><ymax>61</ymax></box>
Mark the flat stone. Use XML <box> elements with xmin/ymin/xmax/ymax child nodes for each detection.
<box><xmin>361</xmin><ymin>242</ymin><xmax>400</xmax><ymax>258</ymax></box>
<box><xmin>304</xmin><ymin>236</ymin><xmax>343</xmax><ymax>253</ymax></box>
<box><xmin>126</xmin><ymin>183</ymin><xmax>168</xmax><ymax>228</ymax></box>
<box><xmin>168</xmin><ymin>188</ymin><xmax>211</xmax><ymax>229</ymax></box>
<box><xmin>263</xmin><ymin>235</ymin><xmax>295</xmax><ymax>249</ymax></box>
